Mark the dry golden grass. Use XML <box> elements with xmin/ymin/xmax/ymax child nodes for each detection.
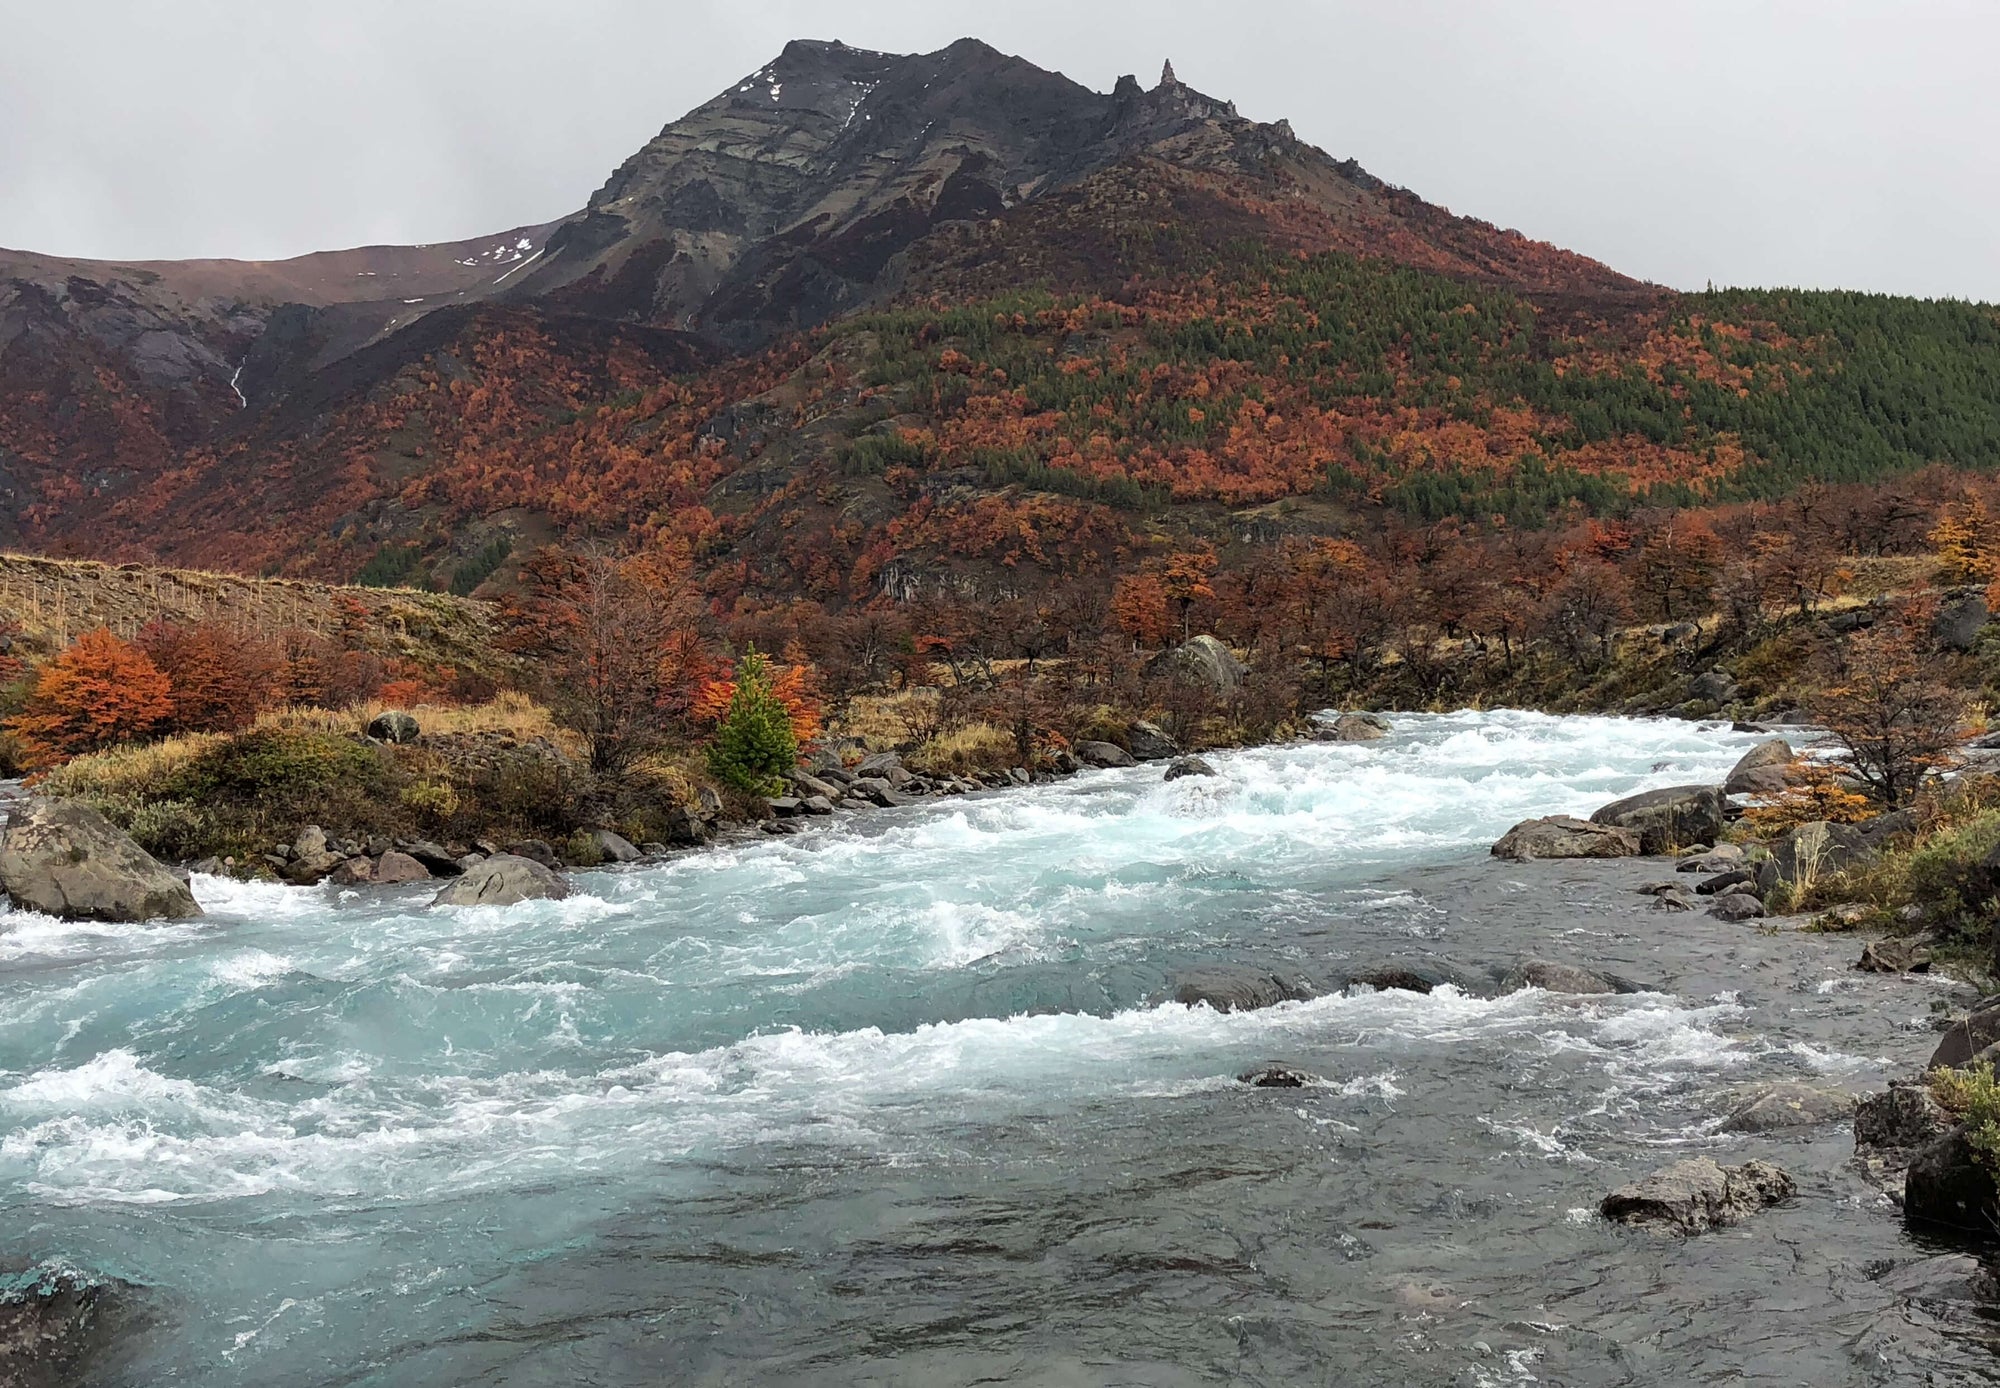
<box><xmin>38</xmin><ymin>732</ymin><xmax>226</xmax><ymax>799</ymax></box>
<box><xmin>909</xmin><ymin>722</ymin><xmax>1016</xmax><ymax>775</ymax></box>
<box><xmin>254</xmin><ymin>691</ymin><xmax>567</xmax><ymax>745</ymax></box>
<box><xmin>837</xmin><ymin>689</ymin><xmax>941</xmax><ymax>750</ymax></box>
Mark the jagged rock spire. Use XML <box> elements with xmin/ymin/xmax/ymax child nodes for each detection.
<box><xmin>1159</xmin><ymin>59</ymin><xmax>1177</xmax><ymax>88</ymax></box>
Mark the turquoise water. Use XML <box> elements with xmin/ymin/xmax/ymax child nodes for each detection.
<box><xmin>2</xmin><ymin>712</ymin><xmax>1944</xmax><ymax>1384</ymax></box>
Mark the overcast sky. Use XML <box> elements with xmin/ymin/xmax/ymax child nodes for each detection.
<box><xmin>4</xmin><ymin>0</ymin><xmax>1995</xmax><ymax>300</ymax></box>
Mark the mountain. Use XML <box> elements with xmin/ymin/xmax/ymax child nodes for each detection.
<box><xmin>1</xmin><ymin>38</ymin><xmax>1996</xmax><ymax>597</ymax></box>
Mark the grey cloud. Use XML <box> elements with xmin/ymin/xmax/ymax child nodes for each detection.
<box><xmin>2</xmin><ymin>0</ymin><xmax>1994</xmax><ymax>299</ymax></box>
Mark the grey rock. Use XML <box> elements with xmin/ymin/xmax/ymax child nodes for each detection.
<box><xmin>697</xmin><ymin>785</ymin><xmax>725</xmax><ymax>819</ymax></box>
<box><xmin>1708</xmin><ymin>890</ymin><xmax>1766</xmax><ymax>921</ymax></box>
<box><xmin>1724</xmin><ymin>739</ymin><xmax>1796</xmax><ymax>795</ymax></box>
<box><xmin>1856</xmin><ymin>1083</ymin><xmax>1954</xmax><ymax>1159</ymax></box>
<box><xmin>366</xmin><ymin>710</ymin><xmax>421</xmax><ymax>744</ymax></box>
<box><xmin>1344</xmin><ymin>960</ymin><xmax>1487</xmax><ymax>995</ymax></box>
<box><xmin>660</xmin><ymin>807</ymin><xmax>711</xmax><ymax>847</ymax></box>
<box><xmin>1151</xmin><ymin>634</ymin><xmax>1248</xmax><ymax>693</ymax></box>
<box><xmin>1677</xmin><ymin>844</ymin><xmax>1745</xmax><ymax>873</ymax></box>
<box><xmin>1653</xmin><ymin>891</ymin><xmax>1696</xmax><ymax>912</ymax></box>
<box><xmin>1689</xmin><ymin>670</ymin><xmax>1741</xmax><ymax>705</ymax></box>
<box><xmin>1857</xmin><ymin>937</ymin><xmax>1932</xmax><ymax>973</ymax></box>
<box><xmin>1930</xmin><ymin>998</ymin><xmax>2000</xmax><ymax>1070</ymax></box>
<box><xmin>505</xmin><ymin>839</ymin><xmax>559</xmax><ymax>869</ymax></box>
<box><xmin>326</xmin><ymin>856</ymin><xmax>375</xmax><ymax>886</ymax></box>
<box><xmin>1163</xmin><ymin>756</ymin><xmax>1216</xmax><ymax>781</ymax></box>
<box><xmin>791</xmin><ymin>771</ymin><xmax>843</xmax><ymax>802</ymax></box>
<box><xmin>283</xmin><ymin>850</ymin><xmax>346</xmax><ymax>886</ymax></box>
<box><xmin>188</xmin><ymin>856</ymin><xmax>225</xmax><ymax>877</ymax></box>
<box><xmin>588</xmin><ymin>829</ymin><xmax>641</xmax><ymax>862</ymax></box>
<box><xmin>1589</xmin><ymin>785</ymin><xmax>1726</xmax><ymax>855</ymax></box>
<box><xmin>1076</xmin><ymin>740</ymin><xmax>1137</xmax><ymax>769</ymax></box>
<box><xmin>1169</xmin><ymin>966</ymin><xmax>1314</xmax><ymax>1013</ymax></box>
<box><xmin>1935</xmin><ymin>593</ymin><xmax>1990</xmax><ymax>651</ymax></box>
<box><xmin>855</xmin><ymin>751</ymin><xmax>903</xmax><ymax>778</ymax></box>
<box><xmin>1318</xmin><ymin>711</ymin><xmax>1392</xmax><ymax>742</ymax></box>
<box><xmin>373</xmin><ymin>851</ymin><xmax>432</xmax><ymax>884</ymax></box>
<box><xmin>1238</xmin><ymin>1064</ymin><xmax>1315</xmax><ymax>1088</ymax></box>
<box><xmin>1600</xmin><ymin>1157</ymin><xmax>1794</xmax><ymax>1234</ymax></box>
<box><xmin>292</xmin><ymin>825</ymin><xmax>328</xmax><ymax>860</ymax></box>
<box><xmin>1718</xmin><ymin>1082</ymin><xmax>1855</xmax><ymax>1134</ymax></box>
<box><xmin>1755</xmin><ymin>815</ymin><xmax>1911</xmax><ymax>896</ymax></box>
<box><xmin>1126</xmin><ymin>720</ymin><xmax>1180</xmax><ymax>761</ymax></box>
<box><xmin>1490</xmin><ymin>815</ymin><xmax>1641</xmax><ymax>861</ymax></box>
<box><xmin>430</xmin><ymin>854</ymin><xmax>570</xmax><ymax>909</ymax></box>
<box><xmin>0</xmin><ymin>798</ymin><xmax>203</xmax><ymax>922</ymax></box>
<box><xmin>766</xmin><ymin>796</ymin><xmax>804</xmax><ymax>817</ymax></box>
<box><xmin>800</xmin><ymin>795</ymin><xmax>835</xmax><ymax>815</ymax></box>
<box><xmin>1906</xmin><ymin>1128</ymin><xmax>1999</xmax><ymax>1233</ymax></box>
<box><xmin>402</xmin><ymin>839</ymin><xmax>467</xmax><ymax>876</ymax></box>
<box><xmin>1499</xmin><ymin>959</ymin><xmax>1644</xmax><ymax>996</ymax></box>
<box><xmin>1695</xmin><ymin>869</ymin><xmax>1757</xmax><ymax>896</ymax></box>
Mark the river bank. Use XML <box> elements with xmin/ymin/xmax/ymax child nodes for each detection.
<box><xmin>4</xmin><ymin>712</ymin><xmax>1993</xmax><ymax>1384</ymax></box>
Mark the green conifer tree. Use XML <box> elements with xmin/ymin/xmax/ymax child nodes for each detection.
<box><xmin>705</xmin><ymin>647</ymin><xmax>799</xmax><ymax>796</ymax></box>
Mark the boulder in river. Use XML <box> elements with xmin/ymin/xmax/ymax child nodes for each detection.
<box><xmin>1855</xmin><ymin>1082</ymin><xmax>1955</xmax><ymax>1163</ymax></box>
<box><xmin>1708</xmin><ymin>890</ymin><xmax>1767</xmax><ymax>921</ymax></box>
<box><xmin>1724</xmin><ymin>739</ymin><xmax>1797</xmax><ymax>796</ymax></box>
<box><xmin>1344</xmin><ymin>960</ymin><xmax>1487</xmax><ymax>995</ymax></box>
<box><xmin>1599</xmin><ymin>1156</ymin><xmax>1794</xmax><ymax>1235</ymax></box>
<box><xmin>1076</xmin><ymin>741</ymin><xmax>1137</xmax><ymax>769</ymax></box>
<box><xmin>1237</xmin><ymin>1064</ymin><xmax>1315</xmax><ymax>1088</ymax></box>
<box><xmin>1718</xmin><ymin>1082</ymin><xmax>1856</xmax><ymax>1134</ymax></box>
<box><xmin>587</xmin><ymin>830</ymin><xmax>641</xmax><ymax>863</ymax></box>
<box><xmin>372</xmin><ymin>851</ymin><xmax>432</xmax><ymax>884</ymax></box>
<box><xmin>430</xmin><ymin>854</ymin><xmax>570</xmax><ymax>909</ymax></box>
<box><xmin>1169</xmin><ymin>966</ymin><xmax>1314</xmax><ymax>1013</ymax></box>
<box><xmin>1498</xmin><ymin>959</ymin><xmax>1645</xmax><ymax>996</ymax></box>
<box><xmin>1695</xmin><ymin>868</ymin><xmax>1757</xmax><ymax>896</ymax></box>
<box><xmin>1320</xmin><ymin>712</ymin><xmax>1391</xmax><ymax>742</ymax></box>
<box><xmin>0</xmin><ymin>797</ymin><xmax>201</xmax><ymax>923</ymax></box>
<box><xmin>0</xmin><ymin>1262</ymin><xmax>134</xmax><ymax>1388</ymax></box>
<box><xmin>1163</xmin><ymin>756</ymin><xmax>1216</xmax><ymax>781</ymax></box>
<box><xmin>1126</xmin><ymin>721</ymin><xmax>1180</xmax><ymax>762</ymax></box>
<box><xmin>1905</xmin><ymin>1128</ymin><xmax>1999</xmax><ymax>1234</ymax></box>
<box><xmin>1490</xmin><ymin>815</ymin><xmax>1640</xmax><ymax>861</ymax></box>
<box><xmin>1677</xmin><ymin>844</ymin><xmax>1745</xmax><ymax>874</ymax></box>
<box><xmin>1589</xmin><ymin>785</ymin><xmax>1726</xmax><ymax>855</ymax></box>
<box><xmin>1857</xmin><ymin>937</ymin><xmax>1932</xmax><ymax>973</ymax></box>
<box><xmin>1930</xmin><ymin>998</ymin><xmax>2000</xmax><ymax>1070</ymax></box>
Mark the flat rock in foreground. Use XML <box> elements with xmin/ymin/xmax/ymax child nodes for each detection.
<box><xmin>0</xmin><ymin>797</ymin><xmax>201</xmax><ymax>923</ymax></box>
<box><xmin>1600</xmin><ymin>1156</ymin><xmax>1794</xmax><ymax>1234</ymax></box>
<box><xmin>1491</xmin><ymin>815</ymin><xmax>1640</xmax><ymax>861</ymax></box>
<box><xmin>430</xmin><ymin>854</ymin><xmax>570</xmax><ymax>909</ymax></box>
<box><xmin>1169</xmin><ymin>966</ymin><xmax>1314</xmax><ymax>1013</ymax></box>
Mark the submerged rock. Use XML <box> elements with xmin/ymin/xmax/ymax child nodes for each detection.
<box><xmin>0</xmin><ymin>797</ymin><xmax>201</xmax><ymax>923</ymax></box>
<box><xmin>0</xmin><ymin>1263</ymin><xmax>134</xmax><ymax>1388</ymax></box>
<box><xmin>1498</xmin><ymin>959</ymin><xmax>1645</xmax><ymax>996</ymax></box>
<box><xmin>1490</xmin><ymin>815</ymin><xmax>1640</xmax><ymax>861</ymax></box>
<box><xmin>1600</xmin><ymin>1157</ymin><xmax>1794</xmax><ymax>1234</ymax></box>
<box><xmin>429</xmin><ymin>854</ymin><xmax>570</xmax><ymax>909</ymax></box>
<box><xmin>1237</xmin><ymin>1064</ymin><xmax>1315</xmax><ymax>1088</ymax></box>
<box><xmin>1589</xmin><ymin>785</ymin><xmax>1726</xmax><ymax>855</ymax></box>
<box><xmin>1169</xmin><ymin>966</ymin><xmax>1314</xmax><ymax>1013</ymax></box>
<box><xmin>1718</xmin><ymin>1082</ymin><xmax>1856</xmax><ymax>1134</ymax></box>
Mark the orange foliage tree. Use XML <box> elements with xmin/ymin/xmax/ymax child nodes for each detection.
<box><xmin>6</xmin><ymin>628</ymin><xmax>175</xmax><ymax>765</ymax></box>
<box><xmin>138</xmin><ymin>620</ymin><xmax>283</xmax><ymax>734</ymax></box>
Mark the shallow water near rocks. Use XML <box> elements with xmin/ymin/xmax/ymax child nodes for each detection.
<box><xmin>0</xmin><ymin>710</ymin><xmax>1987</xmax><ymax>1384</ymax></box>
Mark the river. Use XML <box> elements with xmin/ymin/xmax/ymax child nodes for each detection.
<box><xmin>0</xmin><ymin>711</ymin><xmax>1983</xmax><ymax>1384</ymax></box>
